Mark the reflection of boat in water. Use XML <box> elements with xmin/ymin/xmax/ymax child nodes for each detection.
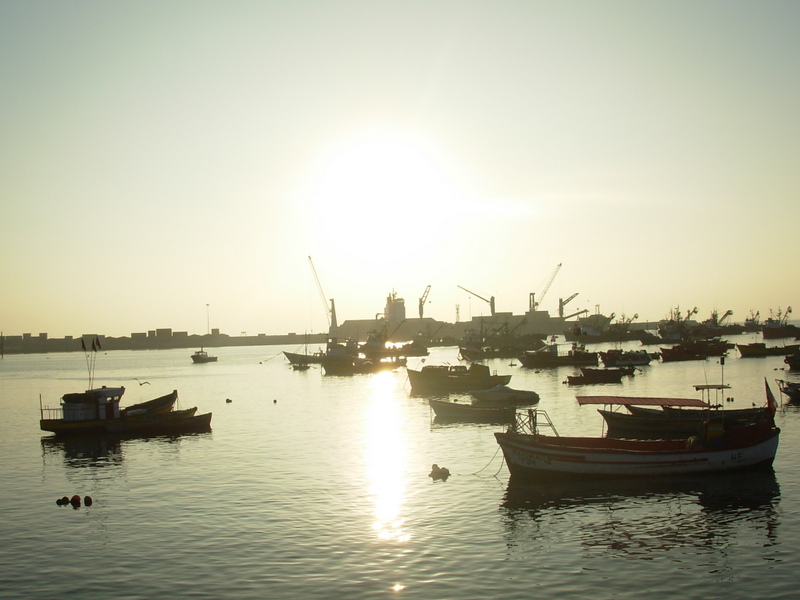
<box><xmin>41</xmin><ymin>435</ymin><xmax>124</xmax><ymax>468</ymax></box>
<box><xmin>40</xmin><ymin>387</ymin><xmax>211</xmax><ymax>436</ymax></box>
<box><xmin>407</xmin><ymin>363</ymin><xmax>511</xmax><ymax>392</ymax></box>
<box><xmin>501</xmin><ymin>468</ymin><xmax>780</xmax><ymax>515</ymax></box>
<box><xmin>429</xmin><ymin>399</ymin><xmax>515</xmax><ymax>423</ymax></box>
<box><xmin>500</xmin><ymin>468</ymin><xmax>780</xmax><ymax>559</ymax></box>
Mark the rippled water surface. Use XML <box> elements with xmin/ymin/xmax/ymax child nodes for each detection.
<box><xmin>2</xmin><ymin>339</ymin><xmax>800</xmax><ymax>599</ymax></box>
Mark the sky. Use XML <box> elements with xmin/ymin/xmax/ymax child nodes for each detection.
<box><xmin>2</xmin><ymin>1</ymin><xmax>799</xmax><ymax>338</ymax></box>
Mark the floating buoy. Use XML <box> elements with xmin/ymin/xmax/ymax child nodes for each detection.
<box><xmin>273</xmin><ymin>399</ymin><xmax>277</xmax><ymax>404</ymax></box>
<box><xmin>70</xmin><ymin>495</ymin><xmax>81</xmax><ymax>507</ymax></box>
<box><xmin>429</xmin><ymin>464</ymin><xmax>450</xmax><ymax>481</ymax></box>
<box><xmin>84</xmin><ymin>496</ymin><xmax>93</xmax><ymax>506</ymax></box>
<box><xmin>56</xmin><ymin>496</ymin><xmax>69</xmax><ymax>506</ymax></box>
<box><xmin>226</xmin><ymin>398</ymin><xmax>232</xmax><ymax>403</ymax></box>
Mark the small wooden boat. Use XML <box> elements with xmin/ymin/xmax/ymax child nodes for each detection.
<box><xmin>120</xmin><ymin>390</ymin><xmax>178</xmax><ymax>417</ymax></box>
<box><xmin>191</xmin><ymin>348</ymin><xmax>217</xmax><ymax>363</ymax></box>
<box><xmin>469</xmin><ymin>385</ymin><xmax>540</xmax><ymax>405</ymax></box>
<box><xmin>582</xmin><ymin>384</ymin><xmax>774</xmax><ymax>440</ymax></box>
<box><xmin>776</xmin><ymin>379</ymin><xmax>800</xmax><ymax>404</ymax></box>
<box><xmin>321</xmin><ymin>356</ymin><xmax>405</xmax><ymax>375</ymax></box>
<box><xmin>284</xmin><ymin>350</ymin><xmax>325</xmax><ymax>365</ymax></box>
<box><xmin>495</xmin><ymin>393</ymin><xmax>780</xmax><ymax>480</ymax></box>
<box><xmin>737</xmin><ymin>342</ymin><xmax>800</xmax><ymax>358</ymax></box>
<box><xmin>429</xmin><ymin>399</ymin><xmax>515</xmax><ymax>423</ymax></box>
<box><xmin>105</xmin><ymin>409</ymin><xmax>211</xmax><ymax>434</ymax></box>
<box><xmin>566</xmin><ymin>371</ymin><xmax>624</xmax><ymax>386</ymax></box>
<box><xmin>599</xmin><ymin>349</ymin><xmax>653</xmax><ymax>367</ymax></box>
<box><xmin>407</xmin><ymin>363</ymin><xmax>511</xmax><ymax>392</ymax></box>
<box><xmin>785</xmin><ymin>352</ymin><xmax>800</xmax><ymax>370</ymax></box>
<box><xmin>518</xmin><ymin>343</ymin><xmax>598</xmax><ymax>368</ymax></box>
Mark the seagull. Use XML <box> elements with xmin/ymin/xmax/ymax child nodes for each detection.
<box><xmin>134</xmin><ymin>378</ymin><xmax>151</xmax><ymax>386</ymax></box>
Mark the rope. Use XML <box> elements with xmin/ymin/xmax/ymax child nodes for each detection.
<box><xmin>471</xmin><ymin>445</ymin><xmax>504</xmax><ymax>476</ymax></box>
<box><xmin>260</xmin><ymin>351</ymin><xmax>285</xmax><ymax>363</ymax></box>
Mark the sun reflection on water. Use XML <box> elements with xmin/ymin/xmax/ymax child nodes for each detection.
<box><xmin>365</xmin><ymin>371</ymin><xmax>410</xmax><ymax>544</ymax></box>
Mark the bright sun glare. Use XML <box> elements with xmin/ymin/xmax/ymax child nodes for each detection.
<box><xmin>304</xmin><ymin>128</ymin><xmax>467</xmax><ymax>268</ymax></box>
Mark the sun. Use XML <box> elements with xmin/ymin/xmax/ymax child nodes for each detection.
<box><xmin>302</xmin><ymin>127</ymin><xmax>467</xmax><ymax>268</ymax></box>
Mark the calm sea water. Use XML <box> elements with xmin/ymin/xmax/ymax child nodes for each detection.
<box><xmin>1</xmin><ymin>336</ymin><xmax>800</xmax><ymax>599</ymax></box>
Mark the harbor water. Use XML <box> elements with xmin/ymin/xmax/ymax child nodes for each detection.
<box><xmin>2</xmin><ymin>337</ymin><xmax>800</xmax><ymax>599</ymax></box>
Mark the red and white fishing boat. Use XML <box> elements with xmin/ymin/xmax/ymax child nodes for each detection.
<box><xmin>494</xmin><ymin>381</ymin><xmax>780</xmax><ymax>480</ymax></box>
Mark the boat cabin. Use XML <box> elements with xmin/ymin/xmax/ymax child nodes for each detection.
<box><xmin>58</xmin><ymin>386</ymin><xmax>125</xmax><ymax>422</ymax></box>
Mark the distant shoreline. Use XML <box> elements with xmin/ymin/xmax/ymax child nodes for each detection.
<box><xmin>0</xmin><ymin>331</ymin><xmax>330</xmax><ymax>355</ymax></box>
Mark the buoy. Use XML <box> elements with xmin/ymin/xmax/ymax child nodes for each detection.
<box><xmin>56</xmin><ymin>497</ymin><xmax>68</xmax><ymax>506</ymax></box>
<box><xmin>226</xmin><ymin>398</ymin><xmax>232</xmax><ymax>403</ymax></box>
<box><xmin>273</xmin><ymin>399</ymin><xmax>277</xmax><ymax>404</ymax></box>
<box><xmin>84</xmin><ymin>496</ymin><xmax>93</xmax><ymax>506</ymax></box>
<box><xmin>70</xmin><ymin>495</ymin><xmax>81</xmax><ymax>507</ymax></box>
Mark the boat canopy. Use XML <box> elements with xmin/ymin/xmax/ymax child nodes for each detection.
<box><xmin>577</xmin><ymin>396</ymin><xmax>710</xmax><ymax>407</ymax></box>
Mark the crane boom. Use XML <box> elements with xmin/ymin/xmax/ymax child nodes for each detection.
<box><xmin>457</xmin><ymin>285</ymin><xmax>496</xmax><ymax>315</ymax></box>
<box><xmin>418</xmin><ymin>285</ymin><xmax>431</xmax><ymax>318</ymax></box>
<box><xmin>532</xmin><ymin>263</ymin><xmax>562</xmax><ymax>310</ymax></box>
<box><xmin>308</xmin><ymin>256</ymin><xmax>335</xmax><ymax>329</ymax></box>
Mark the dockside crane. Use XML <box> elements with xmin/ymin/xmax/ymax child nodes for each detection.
<box><xmin>530</xmin><ymin>263</ymin><xmax>562</xmax><ymax>311</ymax></box>
<box><xmin>558</xmin><ymin>292</ymin><xmax>579</xmax><ymax>318</ymax></box>
<box><xmin>308</xmin><ymin>256</ymin><xmax>337</xmax><ymax>330</ymax></box>
<box><xmin>457</xmin><ymin>285</ymin><xmax>496</xmax><ymax>316</ymax></box>
<box><xmin>418</xmin><ymin>285</ymin><xmax>431</xmax><ymax>318</ymax></box>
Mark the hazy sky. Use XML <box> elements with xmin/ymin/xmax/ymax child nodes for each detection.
<box><xmin>2</xmin><ymin>1</ymin><xmax>798</xmax><ymax>338</ymax></box>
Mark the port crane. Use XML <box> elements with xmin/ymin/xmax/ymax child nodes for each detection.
<box><xmin>558</xmin><ymin>292</ymin><xmax>580</xmax><ymax>318</ymax></box>
<box><xmin>530</xmin><ymin>263</ymin><xmax>562</xmax><ymax>311</ymax></box>
<box><xmin>418</xmin><ymin>285</ymin><xmax>431</xmax><ymax>318</ymax></box>
<box><xmin>457</xmin><ymin>285</ymin><xmax>496</xmax><ymax>316</ymax></box>
<box><xmin>308</xmin><ymin>256</ymin><xmax>337</xmax><ymax>330</ymax></box>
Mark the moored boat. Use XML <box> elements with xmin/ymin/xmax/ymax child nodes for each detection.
<box><xmin>191</xmin><ymin>348</ymin><xmax>217</xmax><ymax>363</ymax></box>
<box><xmin>407</xmin><ymin>363</ymin><xmax>511</xmax><ymax>392</ymax></box>
<box><xmin>429</xmin><ymin>399</ymin><xmax>515</xmax><ymax>423</ymax></box>
<box><xmin>494</xmin><ymin>387</ymin><xmax>780</xmax><ymax>480</ymax></box>
<box><xmin>737</xmin><ymin>342</ymin><xmax>800</xmax><ymax>358</ymax></box>
<box><xmin>785</xmin><ymin>352</ymin><xmax>800</xmax><ymax>370</ymax></box>
<box><xmin>599</xmin><ymin>348</ymin><xmax>653</xmax><ymax>367</ymax></box>
<box><xmin>469</xmin><ymin>385</ymin><xmax>540</xmax><ymax>405</ymax></box>
<box><xmin>566</xmin><ymin>370</ymin><xmax>625</xmax><ymax>386</ymax></box>
<box><xmin>583</xmin><ymin>383</ymin><xmax>773</xmax><ymax>440</ymax></box>
<box><xmin>120</xmin><ymin>390</ymin><xmax>179</xmax><ymax>417</ymax></box>
<box><xmin>518</xmin><ymin>343</ymin><xmax>598</xmax><ymax>368</ymax></box>
<box><xmin>105</xmin><ymin>409</ymin><xmax>211</xmax><ymax>434</ymax></box>
<box><xmin>40</xmin><ymin>387</ymin><xmax>211</xmax><ymax>436</ymax></box>
<box><xmin>321</xmin><ymin>355</ymin><xmax>405</xmax><ymax>375</ymax></box>
<box><xmin>776</xmin><ymin>379</ymin><xmax>800</xmax><ymax>404</ymax></box>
